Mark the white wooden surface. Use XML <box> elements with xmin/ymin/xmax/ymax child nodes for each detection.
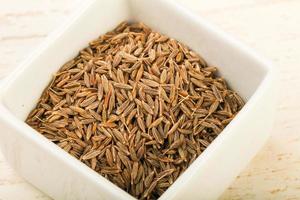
<box><xmin>1</xmin><ymin>0</ymin><xmax>300</xmax><ymax>199</ymax></box>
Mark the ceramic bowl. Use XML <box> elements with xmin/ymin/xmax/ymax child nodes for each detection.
<box><xmin>0</xmin><ymin>0</ymin><xmax>277</xmax><ymax>199</ymax></box>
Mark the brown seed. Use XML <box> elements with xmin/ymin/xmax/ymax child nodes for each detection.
<box><xmin>145</xmin><ymin>115</ymin><xmax>152</xmax><ymax>128</ymax></box>
<box><xmin>82</xmin><ymin>149</ymin><xmax>101</xmax><ymax>160</ymax></box>
<box><xmin>141</xmin><ymin>101</ymin><xmax>154</xmax><ymax>115</ymax></box>
<box><xmin>113</xmin><ymin>82</ymin><xmax>133</xmax><ymax>90</ymax></box>
<box><xmin>167</xmin><ymin>121</ymin><xmax>180</xmax><ymax>136</ymax></box>
<box><xmin>116</xmin><ymin>100</ymin><xmax>130</xmax><ymax>115</ymax></box>
<box><xmin>101</xmin><ymin>75</ymin><xmax>109</xmax><ymax>94</ymax></box>
<box><xmin>191</xmin><ymin>78</ymin><xmax>208</xmax><ymax>89</ymax></box>
<box><xmin>141</xmin><ymin>79</ymin><xmax>160</xmax><ymax>87</ymax></box>
<box><xmin>84</xmin><ymin>72</ymin><xmax>90</xmax><ymax>88</ymax></box>
<box><xmin>70</xmin><ymin>106</ymin><xmax>85</xmax><ymax>114</ymax></box>
<box><xmin>149</xmin><ymin>116</ymin><xmax>164</xmax><ymax>129</ymax></box>
<box><xmin>112</xmin><ymin>129</ymin><xmax>126</xmax><ymax>144</ymax></box>
<box><xmin>212</xmin><ymin>85</ymin><xmax>223</xmax><ymax>102</ymax></box>
<box><xmin>105</xmin><ymin>148</ymin><xmax>114</xmax><ymax>167</ymax></box>
<box><xmin>152</xmin><ymin>127</ymin><xmax>163</xmax><ymax>144</ymax></box>
<box><xmin>136</xmin><ymin>65</ymin><xmax>144</xmax><ymax>82</ymax></box>
<box><xmin>80</xmin><ymin>95</ymin><xmax>97</xmax><ymax>107</ymax></box>
<box><xmin>159</xmin><ymin>87</ymin><xmax>171</xmax><ymax>103</ymax></box>
<box><xmin>144</xmin><ymin>171</ymin><xmax>155</xmax><ymax>188</ymax></box>
<box><xmin>120</xmin><ymin>52</ymin><xmax>138</xmax><ymax>62</ymax></box>
<box><xmin>137</xmin><ymin>117</ymin><xmax>146</xmax><ymax>133</ymax></box>
<box><xmin>208</xmin><ymin>100</ymin><xmax>220</xmax><ymax>115</ymax></box>
<box><xmin>121</xmin><ymin>102</ymin><xmax>136</xmax><ymax>118</ymax></box>
<box><xmin>160</xmin><ymin>69</ymin><xmax>167</xmax><ymax>84</ymax></box>
<box><xmin>131</xmin><ymin>162</ymin><xmax>139</xmax><ymax>184</ymax></box>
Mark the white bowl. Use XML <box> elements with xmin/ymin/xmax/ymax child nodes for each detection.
<box><xmin>0</xmin><ymin>0</ymin><xmax>277</xmax><ymax>199</ymax></box>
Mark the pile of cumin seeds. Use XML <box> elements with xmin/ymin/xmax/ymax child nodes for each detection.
<box><xmin>26</xmin><ymin>22</ymin><xmax>244</xmax><ymax>199</ymax></box>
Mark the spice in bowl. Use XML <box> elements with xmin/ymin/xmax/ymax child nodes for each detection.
<box><xmin>26</xmin><ymin>22</ymin><xmax>244</xmax><ymax>199</ymax></box>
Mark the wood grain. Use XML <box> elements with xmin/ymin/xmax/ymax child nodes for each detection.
<box><xmin>0</xmin><ymin>0</ymin><xmax>300</xmax><ymax>199</ymax></box>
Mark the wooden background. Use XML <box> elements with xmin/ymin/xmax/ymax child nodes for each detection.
<box><xmin>1</xmin><ymin>0</ymin><xmax>300</xmax><ymax>199</ymax></box>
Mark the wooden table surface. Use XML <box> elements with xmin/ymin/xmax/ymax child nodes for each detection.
<box><xmin>1</xmin><ymin>0</ymin><xmax>300</xmax><ymax>199</ymax></box>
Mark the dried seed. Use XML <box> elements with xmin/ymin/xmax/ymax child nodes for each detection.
<box><xmin>80</xmin><ymin>95</ymin><xmax>97</xmax><ymax>107</ymax></box>
<box><xmin>131</xmin><ymin>162</ymin><xmax>139</xmax><ymax>184</ymax></box>
<box><xmin>105</xmin><ymin>148</ymin><xmax>114</xmax><ymax>167</ymax></box>
<box><xmin>82</xmin><ymin>149</ymin><xmax>101</xmax><ymax>160</ymax></box>
<box><xmin>167</xmin><ymin>121</ymin><xmax>180</xmax><ymax>136</ymax></box>
<box><xmin>84</xmin><ymin>72</ymin><xmax>90</xmax><ymax>88</ymax></box>
<box><xmin>115</xmin><ymin>100</ymin><xmax>129</xmax><ymax>115</ymax></box>
<box><xmin>149</xmin><ymin>116</ymin><xmax>164</xmax><ymax>129</ymax></box>
<box><xmin>137</xmin><ymin>117</ymin><xmax>146</xmax><ymax>133</ymax></box>
<box><xmin>141</xmin><ymin>79</ymin><xmax>160</xmax><ymax>87</ymax></box>
<box><xmin>113</xmin><ymin>82</ymin><xmax>133</xmax><ymax>90</ymax></box>
<box><xmin>141</xmin><ymin>101</ymin><xmax>154</xmax><ymax>115</ymax></box>
<box><xmin>191</xmin><ymin>78</ymin><xmax>208</xmax><ymax>89</ymax></box>
<box><xmin>160</xmin><ymin>69</ymin><xmax>167</xmax><ymax>84</ymax></box>
<box><xmin>136</xmin><ymin>65</ymin><xmax>144</xmax><ymax>82</ymax></box>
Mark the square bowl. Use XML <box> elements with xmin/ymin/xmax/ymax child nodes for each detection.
<box><xmin>0</xmin><ymin>0</ymin><xmax>277</xmax><ymax>199</ymax></box>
